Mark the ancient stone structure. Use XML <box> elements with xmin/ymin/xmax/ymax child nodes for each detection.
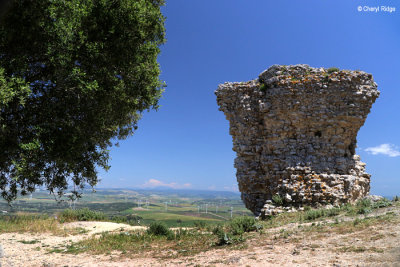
<box><xmin>215</xmin><ymin>65</ymin><xmax>379</xmax><ymax>217</ymax></box>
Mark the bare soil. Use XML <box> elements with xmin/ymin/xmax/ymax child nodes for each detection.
<box><xmin>1</xmin><ymin>208</ymin><xmax>399</xmax><ymax>267</ymax></box>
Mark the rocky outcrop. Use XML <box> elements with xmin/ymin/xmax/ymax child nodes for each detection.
<box><xmin>215</xmin><ymin>65</ymin><xmax>379</xmax><ymax>217</ymax></box>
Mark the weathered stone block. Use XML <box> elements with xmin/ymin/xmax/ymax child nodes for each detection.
<box><xmin>215</xmin><ymin>65</ymin><xmax>379</xmax><ymax>217</ymax></box>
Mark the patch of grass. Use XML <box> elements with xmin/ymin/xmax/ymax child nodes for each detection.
<box><xmin>213</xmin><ymin>216</ymin><xmax>260</xmax><ymax>246</ymax></box>
<box><xmin>372</xmin><ymin>198</ymin><xmax>392</xmax><ymax>209</ymax></box>
<box><xmin>259</xmin><ymin>83</ymin><xmax>267</xmax><ymax>92</ymax></box>
<box><xmin>18</xmin><ymin>239</ymin><xmax>40</xmax><ymax>244</ymax></box>
<box><xmin>337</xmin><ymin>246</ymin><xmax>384</xmax><ymax>253</ymax></box>
<box><xmin>356</xmin><ymin>199</ymin><xmax>372</xmax><ymax>214</ymax></box>
<box><xmin>318</xmin><ymin>213</ymin><xmax>397</xmax><ymax>236</ymax></box>
<box><xmin>62</xmin><ymin>228</ymin><xmax>215</xmax><ymax>258</ymax></box>
<box><xmin>0</xmin><ymin>214</ymin><xmax>62</xmax><ymax>234</ymax></box>
<box><xmin>71</xmin><ymin>227</ymin><xmax>90</xmax><ymax>235</ymax></box>
<box><xmin>109</xmin><ymin>214</ymin><xmax>142</xmax><ymax>225</ymax></box>
<box><xmin>61</xmin><ymin>216</ymin><xmax>261</xmax><ymax>257</ymax></box>
<box><xmin>338</xmin><ymin>246</ymin><xmax>366</xmax><ymax>253</ymax></box>
<box><xmin>58</xmin><ymin>208</ymin><xmax>106</xmax><ymax>223</ymax></box>
<box><xmin>327</xmin><ymin>67</ymin><xmax>339</xmax><ymax>73</ymax></box>
<box><xmin>229</xmin><ymin>216</ymin><xmax>259</xmax><ymax>235</ymax></box>
<box><xmin>272</xmin><ymin>194</ymin><xmax>283</xmax><ymax>206</ymax></box>
<box><xmin>194</xmin><ymin>221</ymin><xmax>207</xmax><ymax>230</ymax></box>
<box><xmin>147</xmin><ymin>222</ymin><xmax>173</xmax><ymax>238</ymax></box>
<box><xmin>279</xmin><ymin>229</ymin><xmax>291</xmax><ymax>239</ymax></box>
<box><xmin>303</xmin><ymin>207</ymin><xmax>340</xmax><ymax>221</ymax></box>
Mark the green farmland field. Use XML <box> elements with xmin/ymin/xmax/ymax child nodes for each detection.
<box><xmin>0</xmin><ymin>188</ymin><xmax>252</xmax><ymax>227</ymax></box>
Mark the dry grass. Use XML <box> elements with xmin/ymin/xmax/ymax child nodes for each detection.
<box><xmin>0</xmin><ymin>212</ymin><xmax>87</xmax><ymax>236</ymax></box>
<box><xmin>0</xmin><ymin>213</ymin><xmax>61</xmax><ymax>234</ymax></box>
<box><xmin>56</xmin><ymin>229</ymin><xmax>220</xmax><ymax>259</ymax></box>
<box><xmin>336</xmin><ymin>246</ymin><xmax>384</xmax><ymax>253</ymax></box>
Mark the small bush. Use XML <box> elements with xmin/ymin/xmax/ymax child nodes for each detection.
<box><xmin>356</xmin><ymin>199</ymin><xmax>372</xmax><ymax>214</ymax></box>
<box><xmin>110</xmin><ymin>214</ymin><xmax>142</xmax><ymax>225</ymax></box>
<box><xmin>303</xmin><ymin>207</ymin><xmax>340</xmax><ymax>221</ymax></box>
<box><xmin>353</xmin><ymin>218</ymin><xmax>362</xmax><ymax>226</ymax></box>
<box><xmin>0</xmin><ymin>214</ymin><xmax>61</xmax><ymax>234</ymax></box>
<box><xmin>272</xmin><ymin>194</ymin><xmax>283</xmax><ymax>206</ymax></box>
<box><xmin>229</xmin><ymin>216</ymin><xmax>258</xmax><ymax>235</ymax></box>
<box><xmin>212</xmin><ymin>218</ymin><xmax>258</xmax><ymax>246</ymax></box>
<box><xmin>372</xmin><ymin>199</ymin><xmax>392</xmax><ymax>209</ymax></box>
<box><xmin>212</xmin><ymin>224</ymin><xmax>224</xmax><ymax>235</ymax></box>
<box><xmin>327</xmin><ymin>67</ymin><xmax>339</xmax><ymax>73</ymax></box>
<box><xmin>394</xmin><ymin>196</ymin><xmax>399</xmax><ymax>202</ymax></box>
<box><xmin>59</xmin><ymin>208</ymin><xmax>106</xmax><ymax>223</ymax></box>
<box><xmin>194</xmin><ymin>221</ymin><xmax>206</xmax><ymax>230</ymax></box>
<box><xmin>214</xmin><ymin>227</ymin><xmax>243</xmax><ymax>246</ymax></box>
<box><xmin>325</xmin><ymin>207</ymin><xmax>341</xmax><ymax>217</ymax></box>
<box><xmin>303</xmin><ymin>205</ymin><xmax>312</xmax><ymax>211</ymax></box>
<box><xmin>259</xmin><ymin>83</ymin><xmax>267</xmax><ymax>92</ymax></box>
<box><xmin>304</xmin><ymin>209</ymin><xmax>325</xmax><ymax>221</ymax></box>
<box><xmin>147</xmin><ymin>222</ymin><xmax>172</xmax><ymax>237</ymax></box>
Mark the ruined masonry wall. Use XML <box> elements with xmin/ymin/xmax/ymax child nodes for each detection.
<box><xmin>215</xmin><ymin>65</ymin><xmax>379</xmax><ymax>217</ymax></box>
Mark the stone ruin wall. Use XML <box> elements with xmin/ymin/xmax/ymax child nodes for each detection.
<box><xmin>215</xmin><ymin>65</ymin><xmax>379</xmax><ymax>217</ymax></box>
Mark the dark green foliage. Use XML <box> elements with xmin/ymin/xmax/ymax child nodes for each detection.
<box><xmin>0</xmin><ymin>0</ymin><xmax>166</xmax><ymax>202</ymax></box>
<box><xmin>303</xmin><ymin>209</ymin><xmax>325</xmax><ymax>221</ymax></box>
<box><xmin>59</xmin><ymin>208</ymin><xmax>105</xmax><ymax>222</ymax></box>
<box><xmin>213</xmin><ymin>216</ymin><xmax>259</xmax><ymax>246</ymax></box>
<box><xmin>109</xmin><ymin>214</ymin><xmax>142</xmax><ymax>225</ymax></box>
<box><xmin>147</xmin><ymin>221</ymin><xmax>172</xmax><ymax>237</ymax></box>
<box><xmin>394</xmin><ymin>196</ymin><xmax>399</xmax><ymax>202</ymax></box>
<box><xmin>272</xmin><ymin>194</ymin><xmax>283</xmax><ymax>206</ymax></box>
<box><xmin>373</xmin><ymin>198</ymin><xmax>392</xmax><ymax>208</ymax></box>
<box><xmin>327</xmin><ymin>67</ymin><xmax>340</xmax><ymax>73</ymax></box>
<box><xmin>194</xmin><ymin>221</ymin><xmax>207</xmax><ymax>230</ymax></box>
<box><xmin>0</xmin><ymin>213</ymin><xmax>49</xmax><ymax>223</ymax></box>
<box><xmin>303</xmin><ymin>207</ymin><xmax>340</xmax><ymax>221</ymax></box>
<box><xmin>356</xmin><ymin>199</ymin><xmax>372</xmax><ymax>214</ymax></box>
<box><xmin>259</xmin><ymin>83</ymin><xmax>267</xmax><ymax>92</ymax></box>
<box><xmin>229</xmin><ymin>216</ymin><xmax>258</xmax><ymax>235</ymax></box>
<box><xmin>18</xmin><ymin>239</ymin><xmax>40</xmax><ymax>244</ymax></box>
<box><xmin>303</xmin><ymin>205</ymin><xmax>312</xmax><ymax>211</ymax></box>
<box><xmin>213</xmin><ymin>224</ymin><xmax>243</xmax><ymax>246</ymax></box>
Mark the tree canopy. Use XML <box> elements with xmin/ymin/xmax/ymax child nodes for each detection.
<box><xmin>0</xmin><ymin>0</ymin><xmax>166</xmax><ymax>202</ymax></box>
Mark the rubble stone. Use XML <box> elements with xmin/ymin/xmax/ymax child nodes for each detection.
<box><xmin>215</xmin><ymin>65</ymin><xmax>379</xmax><ymax>217</ymax></box>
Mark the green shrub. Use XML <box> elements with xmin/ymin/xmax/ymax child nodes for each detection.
<box><xmin>356</xmin><ymin>199</ymin><xmax>372</xmax><ymax>214</ymax></box>
<box><xmin>272</xmin><ymin>194</ymin><xmax>283</xmax><ymax>206</ymax></box>
<box><xmin>212</xmin><ymin>218</ymin><xmax>258</xmax><ymax>246</ymax></box>
<box><xmin>229</xmin><ymin>216</ymin><xmax>258</xmax><ymax>235</ymax></box>
<box><xmin>213</xmin><ymin>226</ymin><xmax>243</xmax><ymax>246</ymax></box>
<box><xmin>259</xmin><ymin>83</ymin><xmax>267</xmax><ymax>92</ymax></box>
<box><xmin>110</xmin><ymin>215</ymin><xmax>142</xmax><ymax>225</ymax></box>
<box><xmin>372</xmin><ymin>199</ymin><xmax>392</xmax><ymax>209</ymax></box>
<box><xmin>394</xmin><ymin>196</ymin><xmax>399</xmax><ymax>202</ymax></box>
<box><xmin>325</xmin><ymin>207</ymin><xmax>341</xmax><ymax>217</ymax></box>
<box><xmin>194</xmin><ymin>221</ymin><xmax>207</xmax><ymax>230</ymax></box>
<box><xmin>212</xmin><ymin>224</ymin><xmax>224</xmax><ymax>235</ymax></box>
<box><xmin>147</xmin><ymin>222</ymin><xmax>172</xmax><ymax>237</ymax></box>
<box><xmin>304</xmin><ymin>209</ymin><xmax>325</xmax><ymax>221</ymax></box>
<box><xmin>327</xmin><ymin>67</ymin><xmax>339</xmax><ymax>73</ymax></box>
<box><xmin>303</xmin><ymin>207</ymin><xmax>341</xmax><ymax>221</ymax></box>
<box><xmin>303</xmin><ymin>205</ymin><xmax>312</xmax><ymax>211</ymax></box>
<box><xmin>353</xmin><ymin>218</ymin><xmax>362</xmax><ymax>226</ymax></box>
<box><xmin>59</xmin><ymin>208</ymin><xmax>106</xmax><ymax>223</ymax></box>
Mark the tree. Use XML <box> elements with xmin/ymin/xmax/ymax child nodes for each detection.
<box><xmin>0</xmin><ymin>0</ymin><xmax>166</xmax><ymax>202</ymax></box>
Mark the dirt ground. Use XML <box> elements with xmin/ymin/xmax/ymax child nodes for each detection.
<box><xmin>0</xmin><ymin>210</ymin><xmax>399</xmax><ymax>267</ymax></box>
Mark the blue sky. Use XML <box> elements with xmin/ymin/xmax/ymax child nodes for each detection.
<box><xmin>98</xmin><ymin>0</ymin><xmax>400</xmax><ymax>196</ymax></box>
